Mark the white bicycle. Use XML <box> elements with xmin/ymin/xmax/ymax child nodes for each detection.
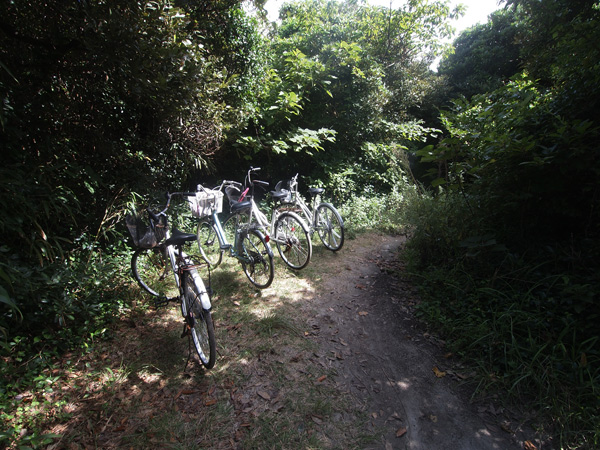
<box><xmin>210</xmin><ymin>168</ymin><xmax>313</xmax><ymax>270</ymax></box>
<box><xmin>272</xmin><ymin>173</ymin><xmax>344</xmax><ymax>252</ymax></box>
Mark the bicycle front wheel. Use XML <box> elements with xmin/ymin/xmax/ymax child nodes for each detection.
<box><xmin>240</xmin><ymin>229</ymin><xmax>274</xmax><ymax>289</ymax></box>
<box><xmin>315</xmin><ymin>203</ymin><xmax>345</xmax><ymax>251</ymax></box>
<box><xmin>274</xmin><ymin>211</ymin><xmax>312</xmax><ymax>270</ymax></box>
<box><xmin>197</xmin><ymin>220</ymin><xmax>223</xmax><ymax>267</ymax></box>
<box><xmin>182</xmin><ymin>272</ymin><xmax>216</xmax><ymax>369</ymax></box>
<box><xmin>131</xmin><ymin>247</ymin><xmax>179</xmax><ymax>298</ymax></box>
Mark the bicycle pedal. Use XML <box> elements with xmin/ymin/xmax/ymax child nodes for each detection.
<box><xmin>152</xmin><ymin>297</ymin><xmax>171</xmax><ymax>308</ymax></box>
<box><xmin>220</xmin><ymin>244</ymin><xmax>232</xmax><ymax>250</ymax></box>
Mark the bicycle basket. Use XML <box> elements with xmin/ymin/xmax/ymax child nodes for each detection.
<box><xmin>125</xmin><ymin>212</ymin><xmax>167</xmax><ymax>249</ymax></box>
<box><xmin>189</xmin><ymin>188</ymin><xmax>223</xmax><ymax>218</ymax></box>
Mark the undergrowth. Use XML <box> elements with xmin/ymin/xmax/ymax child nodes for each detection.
<box><xmin>3</xmin><ymin>186</ymin><xmax>598</xmax><ymax>449</ymax></box>
<box><xmin>0</xmin><ymin>235</ymin><xmax>133</xmax><ymax>449</ymax></box>
<box><xmin>402</xmin><ymin>192</ymin><xmax>600</xmax><ymax>449</ymax></box>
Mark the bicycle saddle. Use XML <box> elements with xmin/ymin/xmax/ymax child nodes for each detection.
<box><xmin>270</xmin><ymin>189</ymin><xmax>291</xmax><ymax>202</ymax></box>
<box><xmin>308</xmin><ymin>187</ymin><xmax>324</xmax><ymax>196</ymax></box>
<box><xmin>230</xmin><ymin>200</ymin><xmax>252</xmax><ymax>214</ymax></box>
<box><xmin>164</xmin><ymin>229</ymin><xmax>197</xmax><ymax>247</ymax></box>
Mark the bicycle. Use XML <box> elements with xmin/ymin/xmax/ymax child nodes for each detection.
<box><xmin>272</xmin><ymin>173</ymin><xmax>344</xmax><ymax>252</ymax></box>
<box><xmin>222</xmin><ymin>167</ymin><xmax>313</xmax><ymax>270</ymax></box>
<box><xmin>192</xmin><ymin>182</ymin><xmax>275</xmax><ymax>289</ymax></box>
<box><xmin>127</xmin><ymin>192</ymin><xmax>216</xmax><ymax>370</ymax></box>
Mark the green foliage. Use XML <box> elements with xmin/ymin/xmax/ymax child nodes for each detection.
<box><xmin>219</xmin><ymin>0</ymin><xmax>454</xmax><ymax>189</ymax></box>
<box><xmin>438</xmin><ymin>6</ymin><xmax>522</xmax><ymax>100</ymax></box>
<box><xmin>419</xmin><ymin>72</ymin><xmax>600</xmax><ymax>247</ymax></box>
<box><xmin>409</xmin><ymin>2</ymin><xmax>600</xmax><ymax>446</ymax></box>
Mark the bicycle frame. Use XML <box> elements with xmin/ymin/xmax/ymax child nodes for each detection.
<box><xmin>160</xmin><ymin>242</ymin><xmax>210</xmax><ymax>310</ymax></box>
<box><xmin>284</xmin><ymin>175</ymin><xmax>318</xmax><ymax>229</ymax></box>
<box><xmin>198</xmin><ymin>180</ymin><xmax>273</xmax><ymax>264</ymax></box>
<box><xmin>238</xmin><ymin>169</ymin><xmax>305</xmax><ymax>245</ymax></box>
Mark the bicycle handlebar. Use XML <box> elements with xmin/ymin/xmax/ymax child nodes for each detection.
<box><xmin>246</xmin><ymin>166</ymin><xmax>269</xmax><ymax>190</ymax></box>
<box><xmin>147</xmin><ymin>191</ymin><xmax>195</xmax><ymax>219</ymax></box>
<box><xmin>206</xmin><ymin>180</ymin><xmax>243</xmax><ymax>192</ymax></box>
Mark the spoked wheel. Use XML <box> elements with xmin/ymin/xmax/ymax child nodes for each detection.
<box><xmin>315</xmin><ymin>203</ymin><xmax>345</xmax><ymax>251</ymax></box>
<box><xmin>182</xmin><ymin>272</ymin><xmax>216</xmax><ymax>369</ymax></box>
<box><xmin>240</xmin><ymin>228</ymin><xmax>274</xmax><ymax>289</ymax></box>
<box><xmin>274</xmin><ymin>211</ymin><xmax>312</xmax><ymax>270</ymax></box>
<box><xmin>223</xmin><ymin>212</ymin><xmax>250</xmax><ymax>244</ymax></box>
<box><xmin>197</xmin><ymin>220</ymin><xmax>223</xmax><ymax>267</ymax></box>
<box><xmin>131</xmin><ymin>247</ymin><xmax>179</xmax><ymax>298</ymax></box>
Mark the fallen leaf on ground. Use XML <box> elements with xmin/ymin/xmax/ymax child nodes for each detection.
<box><xmin>396</xmin><ymin>427</ymin><xmax>407</xmax><ymax>437</ymax></box>
<box><xmin>432</xmin><ymin>366</ymin><xmax>446</xmax><ymax>378</ymax></box>
<box><xmin>358</xmin><ymin>311</ymin><xmax>368</xmax><ymax>316</ymax></box>
<box><xmin>317</xmin><ymin>375</ymin><xmax>327</xmax><ymax>382</ymax></box>
<box><xmin>257</xmin><ymin>391</ymin><xmax>271</xmax><ymax>401</ymax></box>
<box><xmin>524</xmin><ymin>440</ymin><xmax>538</xmax><ymax>450</ymax></box>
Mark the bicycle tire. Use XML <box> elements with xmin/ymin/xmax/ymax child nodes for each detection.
<box><xmin>131</xmin><ymin>247</ymin><xmax>179</xmax><ymax>298</ymax></box>
<box><xmin>273</xmin><ymin>211</ymin><xmax>312</xmax><ymax>270</ymax></box>
<box><xmin>240</xmin><ymin>228</ymin><xmax>274</xmax><ymax>289</ymax></box>
<box><xmin>182</xmin><ymin>271</ymin><xmax>216</xmax><ymax>369</ymax></box>
<box><xmin>197</xmin><ymin>220</ymin><xmax>223</xmax><ymax>267</ymax></box>
<box><xmin>315</xmin><ymin>203</ymin><xmax>345</xmax><ymax>251</ymax></box>
<box><xmin>223</xmin><ymin>211</ymin><xmax>250</xmax><ymax>245</ymax></box>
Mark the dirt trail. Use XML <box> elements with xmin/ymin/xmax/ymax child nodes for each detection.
<box><xmin>304</xmin><ymin>233</ymin><xmax>531</xmax><ymax>450</ymax></box>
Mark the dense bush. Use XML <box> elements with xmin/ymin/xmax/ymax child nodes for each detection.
<box><xmin>406</xmin><ymin>2</ymin><xmax>600</xmax><ymax>446</ymax></box>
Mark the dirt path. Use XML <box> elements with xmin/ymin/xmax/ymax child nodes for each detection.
<box><xmin>304</xmin><ymin>233</ymin><xmax>530</xmax><ymax>450</ymax></box>
<box><xmin>38</xmin><ymin>233</ymin><xmax>541</xmax><ymax>449</ymax></box>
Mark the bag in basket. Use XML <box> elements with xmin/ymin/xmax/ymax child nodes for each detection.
<box><xmin>125</xmin><ymin>212</ymin><xmax>166</xmax><ymax>248</ymax></box>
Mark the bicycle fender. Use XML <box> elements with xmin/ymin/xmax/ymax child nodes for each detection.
<box><xmin>189</xmin><ymin>270</ymin><xmax>212</xmax><ymax>310</ymax></box>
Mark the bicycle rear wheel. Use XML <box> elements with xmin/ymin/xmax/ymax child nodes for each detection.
<box><xmin>240</xmin><ymin>229</ymin><xmax>274</xmax><ymax>289</ymax></box>
<box><xmin>274</xmin><ymin>211</ymin><xmax>312</xmax><ymax>270</ymax></box>
<box><xmin>197</xmin><ymin>220</ymin><xmax>223</xmax><ymax>267</ymax></box>
<box><xmin>131</xmin><ymin>247</ymin><xmax>179</xmax><ymax>298</ymax></box>
<box><xmin>315</xmin><ymin>203</ymin><xmax>345</xmax><ymax>251</ymax></box>
<box><xmin>182</xmin><ymin>271</ymin><xmax>216</xmax><ymax>369</ymax></box>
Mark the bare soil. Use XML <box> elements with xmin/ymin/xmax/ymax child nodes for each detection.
<box><xmin>304</xmin><ymin>233</ymin><xmax>537</xmax><ymax>450</ymax></box>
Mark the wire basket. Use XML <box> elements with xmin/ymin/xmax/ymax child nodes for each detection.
<box><xmin>126</xmin><ymin>212</ymin><xmax>167</xmax><ymax>248</ymax></box>
<box><xmin>189</xmin><ymin>188</ymin><xmax>223</xmax><ymax>218</ymax></box>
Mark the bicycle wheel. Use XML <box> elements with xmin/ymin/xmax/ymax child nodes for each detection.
<box><xmin>223</xmin><ymin>212</ymin><xmax>250</xmax><ymax>244</ymax></box>
<box><xmin>273</xmin><ymin>211</ymin><xmax>312</xmax><ymax>270</ymax></box>
<box><xmin>315</xmin><ymin>203</ymin><xmax>345</xmax><ymax>251</ymax></box>
<box><xmin>240</xmin><ymin>228</ymin><xmax>274</xmax><ymax>289</ymax></box>
<box><xmin>197</xmin><ymin>220</ymin><xmax>223</xmax><ymax>267</ymax></box>
<box><xmin>182</xmin><ymin>271</ymin><xmax>216</xmax><ymax>369</ymax></box>
<box><xmin>131</xmin><ymin>247</ymin><xmax>179</xmax><ymax>298</ymax></box>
